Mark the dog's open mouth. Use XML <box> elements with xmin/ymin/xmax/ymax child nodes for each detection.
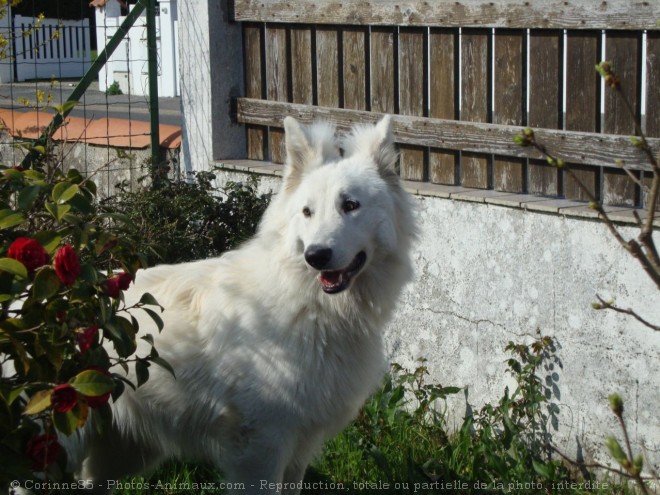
<box><xmin>318</xmin><ymin>251</ymin><xmax>367</xmax><ymax>294</ymax></box>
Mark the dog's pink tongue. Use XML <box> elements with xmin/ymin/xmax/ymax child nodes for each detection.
<box><xmin>320</xmin><ymin>270</ymin><xmax>342</xmax><ymax>289</ymax></box>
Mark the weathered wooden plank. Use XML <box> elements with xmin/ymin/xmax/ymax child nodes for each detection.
<box><xmin>370</xmin><ymin>27</ymin><xmax>396</xmax><ymax>114</ymax></box>
<box><xmin>266</xmin><ymin>25</ymin><xmax>289</xmax><ymax>163</ymax></box>
<box><xmin>602</xmin><ymin>31</ymin><xmax>642</xmax><ymax>207</ymax></box>
<box><xmin>528</xmin><ymin>29</ymin><xmax>562</xmax><ymax>196</ymax></box>
<box><xmin>564</xmin><ymin>30</ymin><xmax>600</xmax><ymax>201</ymax></box>
<box><xmin>461</xmin><ymin>29</ymin><xmax>491</xmax><ymax>189</ymax></box>
<box><xmin>646</xmin><ymin>32</ymin><xmax>660</xmax><ymax>211</ymax></box>
<box><xmin>316</xmin><ymin>27</ymin><xmax>340</xmax><ymax>108</ymax></box>
<box><xmin>233</xmin><ymin>0</ymin><xmax>660</xmax><ymax>30</ymax></box>
<box><xmin>648</xmin><ymin>32</ymin><xmax>660</xmax><ymax>138</ymax></box>
<box><xmin>604</xmin><ymin>32</ymin><xmax>641</xmax><ymax>136</ymax></box>
<box><xmin>493</xmin><ymin>29</ymin><xmax>525</xmax><ymax>193</ymax></box>
<box><xmin>244</xmin><ymin>24</ymin><xmax>265</xmax><ymax>160</ymax></box>
<box><xmin>290</xmin><ymin>26</ymin><xmax>313</xmax><ymax>104</ymax></box>
<box><xmin>398</xmin><ymin>27</ymin><xmax>426</xmax><ymax>181</ymax></box>
<box><xmin>236</xmin><ymin>98</ymin><xmax>660</xmax><ymax>172</ymax></box>
<box><xmin>342</xmin><ymin>27</ymin><xmax>367</xmax><ymax>110</ymax></box>
<box><xmin>429</xmin><ymin>28</ymin><xmax>458</xmax><ymax>185</ymax></box>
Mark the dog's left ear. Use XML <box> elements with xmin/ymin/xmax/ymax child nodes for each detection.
<box><xmin>283</xmin><ymin>117</ymin><xmax>339</xmax><ymax>192</ymax></box>
<box><xmin>343</xmin><ymin>115</ymin><xmax>399</xmax><ymax>183</ymax></box>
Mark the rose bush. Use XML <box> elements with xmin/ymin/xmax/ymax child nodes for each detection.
<box><xmin>0</xmin><ymin>135</ymin><xmax>168</xmax><ymax>486</ymax></box>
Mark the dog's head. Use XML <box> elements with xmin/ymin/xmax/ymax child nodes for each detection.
<box><xmin>274</xmin><ymin>115</ymin><xmax>409</xmax><ymax>295</ymax></box>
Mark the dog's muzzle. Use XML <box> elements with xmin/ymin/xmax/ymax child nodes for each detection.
<box><xmin>304</xmin><ymin>246</ymin><xmax>367</xmax><ymax>294</ymax></box>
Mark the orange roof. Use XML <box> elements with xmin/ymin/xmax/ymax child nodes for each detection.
<box><xmin>89</xmin><ymin>0</ymin><xmax>127</xmax><ymax>8</ymax></box>
<box><xmin>0</xmin><ymin>109</ymin><xmax>181</xmax><ymax>149</ymax></box>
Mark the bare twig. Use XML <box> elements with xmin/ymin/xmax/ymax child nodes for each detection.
<box><xmin>546</xmin><ymin>443</ymin><xmax>653</xmax><ymax>482</ymax></box>
<box><xmin>595</xmin><ymin>296</ymin><xmax>660</xmax><ymax>332</ymax></box>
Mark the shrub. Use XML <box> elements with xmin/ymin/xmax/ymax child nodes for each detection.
<box><xmin>0</xmin><ymin>143</ymin><xmax>165</xmax><ymax>487</ymax></box>
<box><xmin>106</xmin><ymin>81</ymin><xmax>123</xmax><ymax>96</ymax></box>
<box><xmin>106</xmin><ymin>169</ymin><xmax>271</xmax><ymax>265</ymax></box>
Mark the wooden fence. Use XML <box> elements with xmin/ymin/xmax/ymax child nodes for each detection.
<box><xmin>232</xmin><ymin>0</ymin><xmax>660</xmax><ymax>208</ymax></box>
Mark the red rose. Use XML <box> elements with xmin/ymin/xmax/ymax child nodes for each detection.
<box><xmin>50</xmin><ymin>384</ymin><xmax>78</xmax><ymax>413</ymax></box>
<box><xmin>53</xmin><ymin>244</ymin><xmax>80</xmax><ymax>286</ymax></box>
<box><xmin>86</xmin><ymin>391</ymin><xmax>111</xmax><ymax>408</ymax></box>
<box><xmin>25</xmin><ymin>434</ymin><xmax>61</xmax><ymax>470</ymax></box>
<box><xmin>7</xmin><ymin>237</ymin><xmax>49</xmax><ymax>272</ymax></box>
<box><xmin>117</xmin><ymin>272</ymin><xmax>132</xmax><ymax>290</ymax></box>
<box><xmin>77</xmin><ymin>325</ymin><xmax>98</xmax><ymax>353</ymax></box>
<box><xmin>83</xmin><ymin>366</ymin><xmax>113</xmax><ymax>408</ymax></box>
<box><xmin>101</xmin><ymin>272</ymin><xmax>132</xmax><ymax>298</ymax></box>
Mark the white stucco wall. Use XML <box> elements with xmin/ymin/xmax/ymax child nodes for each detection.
<box><xmin>387</xmin><ymin>193</ymin><xmax>660</xmax><ymax>467</ymax></box>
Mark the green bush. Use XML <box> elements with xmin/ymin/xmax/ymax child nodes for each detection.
<box><xmin>106</xmin><ymin>81</ymin><xmax>123</xmax><ymax>96</ymax></box>
<box><xmin>106</xmin><ymin>170</ymin><xmax>271</xmax><ymax>265</ymax></box>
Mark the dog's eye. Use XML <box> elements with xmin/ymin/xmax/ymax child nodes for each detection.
<box><xmin>302</xmin><ymin>207</ymin><xmax>312</xmax><ymax>217</ymax></box>
<box><xmin>342</xmin><ymin>199</ymin><xmax>360</xmax><ymax>213</ymax></box>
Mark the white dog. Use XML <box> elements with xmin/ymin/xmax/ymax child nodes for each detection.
<box><xmin>68</xmin><ymin>115</ymin><xmax>416</xmax><ymax>494</ymax></box>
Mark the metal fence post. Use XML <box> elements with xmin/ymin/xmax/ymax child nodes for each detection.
<box><xmin>146</xmin><ymin>0</ymin><xmax>160</xmax><ymax>165</ymax></box>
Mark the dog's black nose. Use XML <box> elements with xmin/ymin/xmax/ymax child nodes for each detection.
<box><xmin>305</xmin><ymin>245</ymin><xmax>332</xmax><ymax>270</ymax></box>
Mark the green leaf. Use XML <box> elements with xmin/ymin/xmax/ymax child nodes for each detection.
<box><xmin>70</xmin><ymin>370</ymin><xmax>114</xmax><ymax>397</ymax></box>
<box><xmin>45</xmin><ymin>201</ymin><xmax>71</xmax><ymax>221</ymax></box>
<box><xmin>104</xmin><ymin>317</ymin><xmax>137</xmax><ymax>358</ymax></box>
<box><xmin>17</xmin><ymin>185</ymin><xmax>40</xmax><ymax>211</ymax></box>
<box><xmin>32</xmin><ymin>267</ymin><xmax>60</xmax><ymax>300</ymax></box>
<box><xmin>52</xmin><ymin>182</ymin><xmax>79</xmax><ymax>204</ymax></box>
<box><xmin>606</xmin><ymin>437</ymin><xmax>628</xmax><ymax>466</ymax></box>
<box><xmin>34</xmin><ymin>231</ymin><xmax>62</xmax><ymax>254</ymax></box>
<box><xmin>532</xmin><ymin>460</ymin><xmax>553</xmax><ymax>479</ymax></box>
<box><xmin>0</xmin><ymin>258</ymin><xmax>28</xmax><ymax>279</ymax></box>
<box><xmin>135</xmin><ymin>360</ymin><xmax>150</xmax><ymax>388</ymax></box>
<box><xmin>52</xmin><ymin>408</ymin><xmax>80</xmax><ymax>436</ymax></box>
<box><xmin>143</xmin><ymin>307</ymin><xmax>164</xmax><ymax>332</ymax></box>
<box><xmin>91</xmin><ymin>402</ymin><xmax>113</xmax><ymax>436</ymax></box>
<box><xmin>0</xmin><ymin>209</ymin><xmax>25</xmax><ymax>229</ymax></box>
<box><xmin>23</xmin><ymin>388</ymin><xmax>52</xmax><ymax>415</ymax></box>
<box><xmin>151</xmin><ymin>356</ymin><xmax>176</xmax><ymax>379</ymax></box>
<box><xmin>139</xmin><ymin>292</ymin><xmax>162</xmax><ymax>308</ymax></box>
<box><xmin>46</xmin><ymin>101</ymin><xmax>79</xmax><ymax>115</ymax></box>
<box><xmin>6</xmin><ymin>385</ymin><xmax>26</xmax><ymax>405</ymax></box>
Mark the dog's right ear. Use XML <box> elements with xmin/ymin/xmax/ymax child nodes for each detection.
<box><xmin>283</xmin><ymin>117</ymin><xmax>338</xmax><ymax>192</ymax></box>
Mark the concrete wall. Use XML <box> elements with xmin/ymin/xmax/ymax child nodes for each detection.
<box><xmin>213</xmin><ymin>166</ymin><xmax>660</xmax><ymax>468</ymax></box>
<box><xmin>388</xmin><ymin>192</ymin><xmax>660</xmax><ymax>466</ymax></box>
<box><xmin>0</xmin><ymin>136</ymin><xmax>181</xmax><ymax>197</ymax></box>
<box><xmin>177</xmin><ymin>0</ymin><xmax>244</xmax><ymax>174</ymax></box>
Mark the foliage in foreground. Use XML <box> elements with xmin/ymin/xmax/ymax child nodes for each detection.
<box><xmin>0</xmin><ymin>146</ymin><xmax>165</xmax><ymax>486</ymax></box>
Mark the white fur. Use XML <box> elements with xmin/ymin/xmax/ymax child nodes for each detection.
<box><xmin>67</xmin><ymin>115</ymin><xmax>416</xmax><ymax>494</ymax></box>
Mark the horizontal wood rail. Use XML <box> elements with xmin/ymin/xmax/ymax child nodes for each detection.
<box><xmin>233</xmin><ymin>0</ymin><xmax>660</xmax><ymax>30</ymax></box>
<box><xmin>236</xmin><ymin>98</ymin><xmax>659</xmax><ymax>172</ymax></box>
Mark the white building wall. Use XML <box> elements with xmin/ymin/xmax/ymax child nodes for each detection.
<box><xmin>177</xmin><ymin>0</ymin><xmax>244</xmax><ymax>173</ymax></box>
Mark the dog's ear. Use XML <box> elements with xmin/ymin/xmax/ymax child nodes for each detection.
<box><xmin>343</xmin><ymin>115</ymin><xmax>399</xmax><ymax>184</ymax></box>
<box><xmin>283</xmin><ymin>117</ymin><xmax>338</xmax><ymax>192</ymax></box>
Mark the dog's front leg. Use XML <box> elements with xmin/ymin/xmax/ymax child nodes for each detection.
<box><xmin>222</xmin><ymin>443</ymin><xmax>290</xmax><ymax>495</ymax></box>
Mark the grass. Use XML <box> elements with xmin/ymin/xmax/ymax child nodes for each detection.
<box><xmin>114</xmin><ymin>337</ymin><xmax>644</xmax><ymax>495</ymax></box>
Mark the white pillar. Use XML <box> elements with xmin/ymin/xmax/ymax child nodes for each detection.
<box><xmin>178</xmin><ymin>0</ymin><xmax>245</xmax><ymax>173</ymax></box>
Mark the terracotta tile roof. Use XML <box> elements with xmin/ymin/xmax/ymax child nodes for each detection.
<box><xmin>89</xmin><ymin>0</ymin><xmax>127</xmax><ymax>8</ymax></box>
<box><xmin>0</xmin><ymin>109</ymin><xmax>181</xmax><ymax>149</ymax></box>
